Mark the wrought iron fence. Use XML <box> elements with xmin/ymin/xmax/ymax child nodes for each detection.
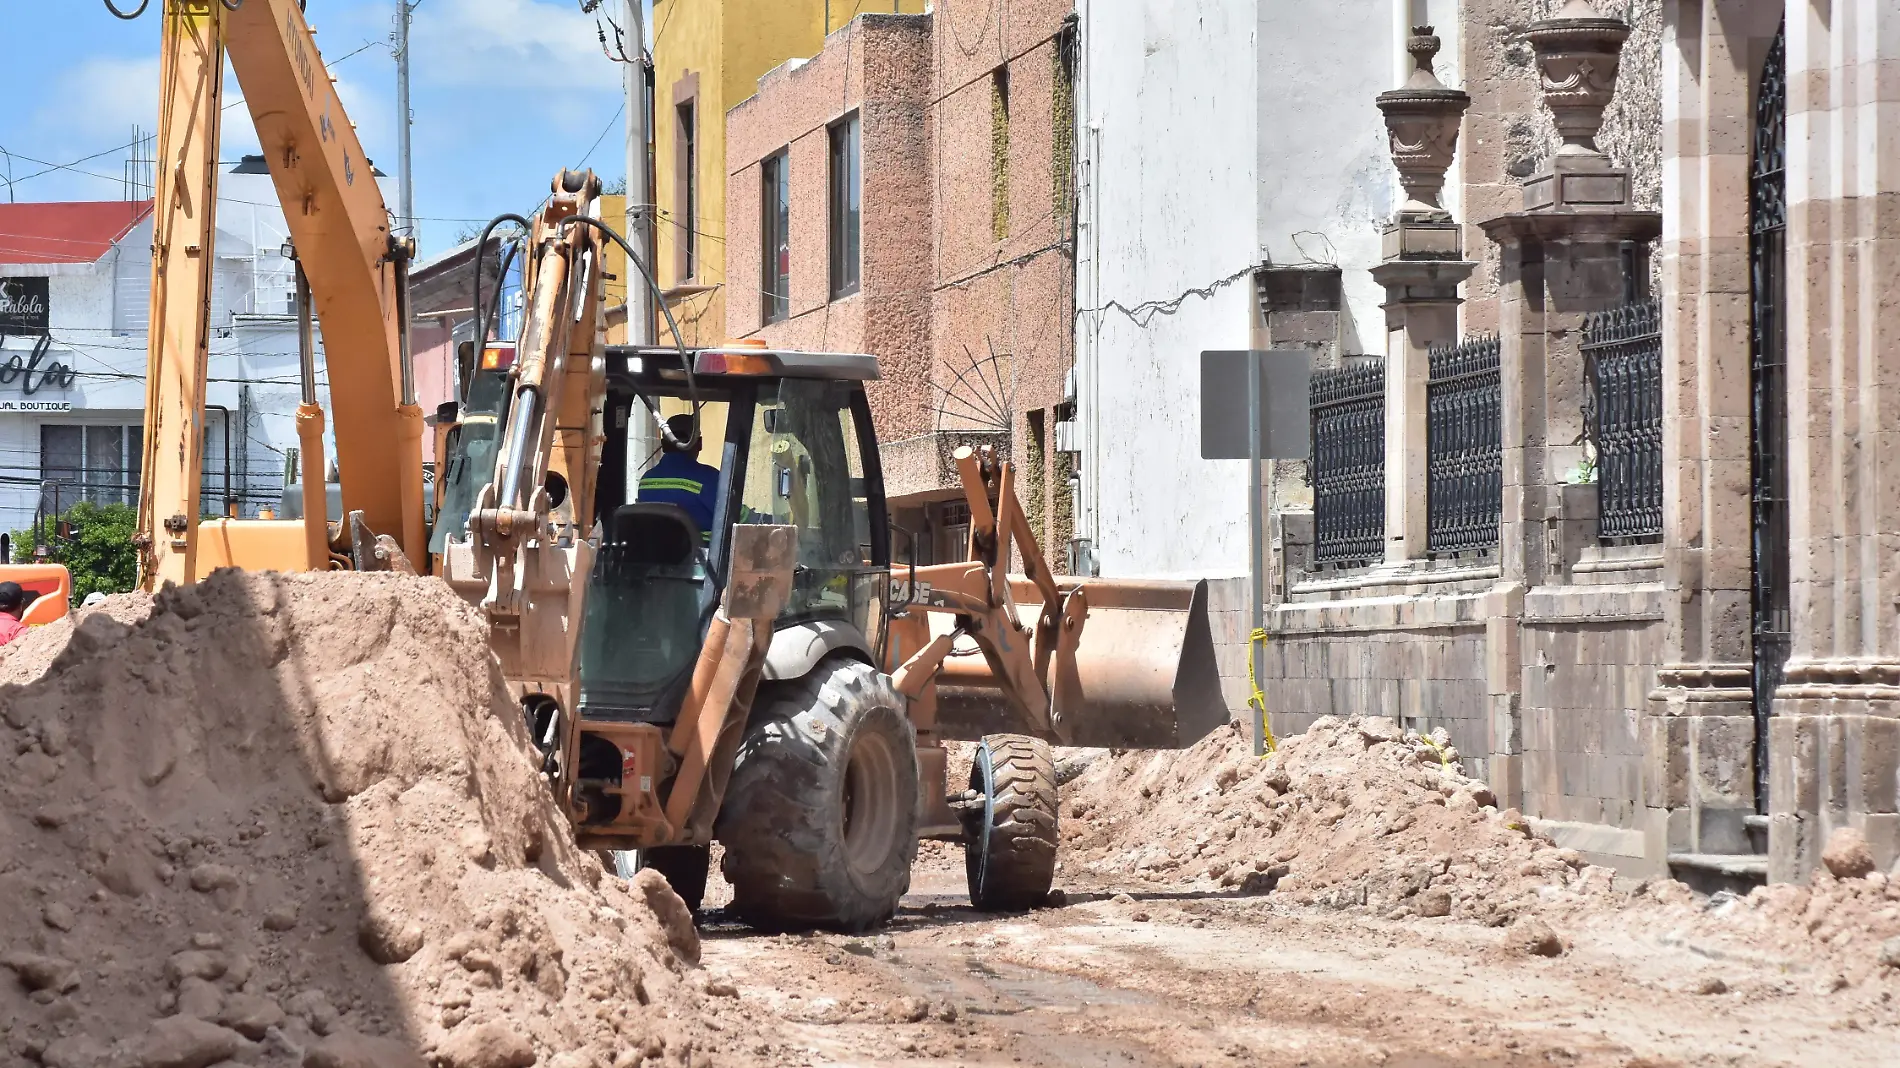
<box><xmin>1309</xmin><ymin>360</ymin><xmax>1386</xmax><ymax>567</ymax></box>
<box><xmin>1426</xmin><ymin>334</ymin><xmax>1502</xmax><ymax>554</ymax></box>
<box><xmin>1582</xmin><ymin>298</ymin><xmax>1664</xmax><ymax>541</ymax></box>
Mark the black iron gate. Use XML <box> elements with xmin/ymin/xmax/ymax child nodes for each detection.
<box><xmin>1310</xmin><ymin>361</ymin><xmax>1386</xmax><ymax>568</ymax></box>
<box><xmin>1426</xmin><ymin>335</ymin><xmax>1502</xmax><ymax>555</ymax></box>
<box><xmin>1582</xmin><ymin>299</ymin><xmax>1664</xmax><ymax>542</ymax></box>
<box><xmin>1749</xmin><ymin>21</ymin><xmax>1790</xmax><ymax>810</ymax></box>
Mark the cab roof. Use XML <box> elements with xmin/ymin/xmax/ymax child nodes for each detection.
<box><xmin>607</xmin><ymin>345</ymin><xmax>880</xmax><ymax>382</ymax></box>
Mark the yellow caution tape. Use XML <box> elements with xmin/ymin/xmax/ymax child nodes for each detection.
<box><xmin>1247</xmin><ymin>626</ymin><xmax>1277</xmax><ymax>754</ymax></box>
<box><xmin>1416</xmin><ymin>732</ymin><xmax>1454</xmax><ymax>770</ymax></box>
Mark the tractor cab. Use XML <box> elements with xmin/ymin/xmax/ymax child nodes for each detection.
<box><xmin>574</xmin><ymin>345</ymin><xmax>890</xmax><ymax>730</ymax></box>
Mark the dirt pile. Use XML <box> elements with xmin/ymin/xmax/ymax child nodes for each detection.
<box><xmin>1063</xmin><ymin>716</ymin><xmax>1607</xmax><ymax>927</ymax></box>
<box><xmin>0</xmin><ymin>570</ymin><xmax>740</xmax><ymax>1068</ymax></box>
<box><xmin>1062</xmin><ymin>715</ymin><xmax>1900</xmax><ymax>978</ymax></box>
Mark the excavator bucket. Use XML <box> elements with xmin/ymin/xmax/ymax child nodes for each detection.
<box><xmin>935</xmin><ymin>577</ymin><xmax>1228</xmax><ymax>749</ymax></box>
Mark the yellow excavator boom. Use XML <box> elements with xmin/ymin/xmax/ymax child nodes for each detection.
<box><xmin>136</xmin><ymin>0</ymin><xmax>424</xmax><ymax>588</ymax></box>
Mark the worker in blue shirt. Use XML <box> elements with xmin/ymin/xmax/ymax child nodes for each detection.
<box><xmin>638</xmin><ymin>414</ymin><xmax>721</xmax><ymax>539</ymax></box>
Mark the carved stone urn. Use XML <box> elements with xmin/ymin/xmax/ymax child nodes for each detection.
<box><xmin>1525</xmin><ymin>0</ymin><xmax>1630</xmax><ymax>157</ymax></box>
<box><xmin>1376</xmin><ymin>27</ymin><xmax>1471</xmax><ymax>216</ymax></box>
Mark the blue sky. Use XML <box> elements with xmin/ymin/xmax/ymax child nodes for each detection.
<box><xmin>0</xmin><ymin>0</ymin><xmax>647</xmax><ymax>256</ymax></box>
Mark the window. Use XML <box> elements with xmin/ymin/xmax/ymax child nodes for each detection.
<box><xmin>676</xmin><ymin>99</ymin><xmax>698</xmax><ymax>280</ymax></box>
<box><xmin>39</xmin><ymin>424</ymin><xmax>142</xmax><ymax>508</ymax></box>
<box><xmin>828</xmin><ymin>113</ymin><xmax>862</xmax><ymax>299</ymax></box>
<box><xmin>760</xmin><ymin>151</ymin><xmax>791</xmax><ymax>323</ymax></box>
<box><xmin>990</xmin><ymin>66</ymin><xmax>1010</xmax><ymax>241</ymax></box>
<box><xmin>936</xmin><ymin>500</ymin><xmax>971</xmax><ymax>563</ymax></box>
<box><xmin>741</xmin><ymin>379</ymin><xmax>882</xmax><ymax>629</ymax></box>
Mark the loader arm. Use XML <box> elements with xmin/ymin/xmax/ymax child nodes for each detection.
<box><xmin>137</xmin><ymin>0</ymin><xmax>423</xmax><ymax>589</ymax></box>
<box><xmin>888</xmin><ymin>444</ymin><xmax>1225</xmax><ymax>751</ymax></box>
<box><xmin>889</xmin><ymin>446</ymin><xmax>1078</xmax><ymax>738</ymax></box>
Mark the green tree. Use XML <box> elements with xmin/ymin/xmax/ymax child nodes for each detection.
<box><xmin>9</xmin><ymin>501</ymin><xmax>140</xmax><ymax>599</ymax></box>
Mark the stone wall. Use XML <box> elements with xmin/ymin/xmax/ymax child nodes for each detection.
<box><xmin>1262</xmin><ymin>490</ymin><xmax>1673</xmax><ymax>871</ymax></box>
<box><xmin>1265</xmin><ymin>626</ymin><xmax>1490</xmax><ymax>770</ymax></box>
<box><xmin>1261</xmin><ymin>573</ymin><xmax>1506</xmax><ymax>779</ymax></box>
<box><xmin>1520</xmin><ymin>595</ymin><xmax>1662</xmax><ymax>833</ymax></box>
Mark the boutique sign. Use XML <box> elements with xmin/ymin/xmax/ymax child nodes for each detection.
<box><xmin>0</xmin><ymin>278</ymin><xmax>49</xmax><ymax>335</ymax></box>
<box><xmin>0</xmin><ymin>279</ymin><xmax>76</xmax><ymax>406</ymax></box>
<box><xmin>0</xmin><ymin>337</ymin><xmax>78</xmax><ymax>404</ymax></box>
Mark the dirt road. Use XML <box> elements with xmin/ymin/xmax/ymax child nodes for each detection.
<box><xmin>692</xmin><ymin>851</ymin><xmax>1900</xmax><ymax>1068</ymax></box>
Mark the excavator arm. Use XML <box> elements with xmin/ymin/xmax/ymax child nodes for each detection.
<box><xmin>136</xmin><ymin>0</ymin><xmax>424</xmax><ymax>588</ymax></box>
<box><xmin>439</xmin><ymin>171</ymin><xmax>610</xmax><ymax>702</ymax></box>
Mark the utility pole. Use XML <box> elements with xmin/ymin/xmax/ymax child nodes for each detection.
<box><xmin>624</xmin><ymin>0</ymin><xmax>656</xmax><ymax>466</ymax></box>
<box><xmin>624</xmin><ymin>0</ymin><xmax>653</xmax><ymax>350</ymax></box>
<box><xmin>394</xmin><ymin>0</ymin><xmax>417</xmax><ymax>246</ymax></box>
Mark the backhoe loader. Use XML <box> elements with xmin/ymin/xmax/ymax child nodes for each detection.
<box><xmin>127</xmin><ymin>0</ymin><xmax>1227</xmax><ymax>933</ymax></box>
<box><xmin>434</xmin><ymin>172</ymin><xmax>1226</xmax><ymax>928</ymax></box>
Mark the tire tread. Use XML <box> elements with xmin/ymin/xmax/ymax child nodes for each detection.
<box><xmin>968</xmin><ymin>734</ymin><xmax>1059</xmax><ymax>911</ymax></box>
<box><xmin>716</xmin><ymin>659</ymin><xmax>918</xmax><ymax>931</ymax></box>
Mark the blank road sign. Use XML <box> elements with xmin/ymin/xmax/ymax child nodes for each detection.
<box><xmin>1199</xmin><ymin>350</ymin><xmax>1313</xmax><ymax>460</ymax></box>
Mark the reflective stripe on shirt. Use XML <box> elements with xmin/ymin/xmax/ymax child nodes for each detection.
<box><xmin>639</xmin><ymin>477</ymin><xmax>704</xmax><ymax>493</ymax></box>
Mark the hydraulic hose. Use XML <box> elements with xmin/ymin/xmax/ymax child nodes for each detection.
<box><xmin>557</xmin><ymin>214</ymin><xmax>700</xmax><ymax>452</ymax></box>
<box><xmin>471</xmin><ymin>214</ymin><xmax>532</xmax><ymax>359</ymax></box>
<box><xmin>102</xmin><ymin>0</ymin><xmax>150</xmax><ymax>18</ymax></box>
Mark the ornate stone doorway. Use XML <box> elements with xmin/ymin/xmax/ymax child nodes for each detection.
<box><xmin>1748</xmin><ymin>20</ymin><xmax>1789</xmax><ymax>812</ymax></box>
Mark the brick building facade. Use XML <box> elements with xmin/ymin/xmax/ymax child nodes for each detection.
<box><xmin>725</xmin><ymin>5</ymin><xmax>1078</xmax><ymax>568</ymax></box>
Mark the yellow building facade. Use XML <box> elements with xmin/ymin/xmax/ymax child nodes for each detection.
<box><xmin>651</xmin><ymin>0</ymin><xmax>927</xmax><ymax>345</ymax></box>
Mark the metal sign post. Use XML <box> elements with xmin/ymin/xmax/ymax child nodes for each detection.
<box><xmin>1200</xmin><ymin>350</ymin><xmax>1312</xmax><ymax>756</ymax></box>
<box><xmin>1247</xmin><ymin>355</ymin><xmax>1264</xmax><ymax>757</ymax></box>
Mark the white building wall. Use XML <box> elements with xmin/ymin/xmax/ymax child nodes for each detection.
<box><xmin>0</xmin><ymin>164</ymin><xmax>393</xmax><ymax>539</ymax></box>
<box><xmin>1257</xmin><ymin>3</ymin><xmax>1398</xmax><ymax>354</ymax></box>
<box><xmin>1077</xmin><ymin>0</ymin><xmax>1396</xmax><ymax>578</ymax></box>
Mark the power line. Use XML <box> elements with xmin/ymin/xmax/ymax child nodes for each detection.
<box><xmin>8</xmin><ymin>39</ymin><xmax>385</xmax><ymax>191</ymax></box>
<box><xmin>574</xmin><ymin>101</ymin><xmax>627</xmax><ymax>170</ymax></box>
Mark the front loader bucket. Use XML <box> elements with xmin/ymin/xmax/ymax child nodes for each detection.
<box><xmin>935</xmin><ymin>578</ymin><xmax>1227</xmax><ymax>749</ymax></box>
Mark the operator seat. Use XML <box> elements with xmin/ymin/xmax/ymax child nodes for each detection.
<box><xmin>576</xmin><ymin>503</ymin><xmax>712</xmax><ymax>725</ymax></box>
<box><xmin>608</xmin><ymin>503</ymin><xmax>700</xmax><ymax>561</ymax></box>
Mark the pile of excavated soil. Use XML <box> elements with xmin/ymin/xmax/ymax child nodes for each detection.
<box><xmin>1061</xmin><ymin>716</ymin><xmax>1900</xmax><ymax>978</ymax></box>
<box><xmin>0</xmin><ymin>570</ymin><xmax>745</xmax><ymax>1068</ymax></box>
<box><xmin>1064</xmin><ymin>717</ymin><xmax>1597</xmax><ymax>926</ymax></box>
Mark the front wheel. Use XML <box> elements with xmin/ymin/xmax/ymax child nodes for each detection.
<box><xmin>716</xmin><ymin>659</ymin><xmax>918</xmax><ymax>931</ymax></box>
<box><xmin>964</xmin><ymin>735</ymin><xmax>1058</xmax><ymax>911</ymax></box>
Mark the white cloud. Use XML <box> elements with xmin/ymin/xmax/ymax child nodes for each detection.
<box><xmin>38</xmin><ymin>54</ymin><xmax>160</xmax><ymax>144</ymax></box>
<box><xmin>410</xmin><ymin>0</ymin><xmax>620</xmax><ymax>92</ymax></box>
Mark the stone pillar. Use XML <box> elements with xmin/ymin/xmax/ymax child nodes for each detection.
<box><xmin>1478</xmin><ymin>1</ymin><xmax>1661</xmax><ymax>819</ymax></box>
<box><xmin>1769</xmin><ymin>0</ymin><xmax>1900</xmax><ymax>879</ymax></box>
<box><xmin>1373</xmin><ymin>28</ymin><xmax>1476</xmax><ymax>566</ymax></box>
<box><xmin>1649</xmin><ymin>0</ymin><xmax>1776</xmax><ymax>865</ymax></box>
<box><xmin>1481</xmin><ymin>4</ymin><xmax>1660</xmax><ymax>587</ymax></box>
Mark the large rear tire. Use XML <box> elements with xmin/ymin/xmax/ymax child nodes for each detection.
<box><xmin>964</xmin><ymin>734</ymin><xmax>1058</xmax><ymax>911</ymax></box>
<box><xmin>716</xmin><ymin>658</ymin><xmax>918</xmax><ymax>931</ymax></box>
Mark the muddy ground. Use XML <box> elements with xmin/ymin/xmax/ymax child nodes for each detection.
<box><xmin>689</xmin><ymin>846</ymin><xmax>1900</xmax><ymax>1068</ymax></box>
